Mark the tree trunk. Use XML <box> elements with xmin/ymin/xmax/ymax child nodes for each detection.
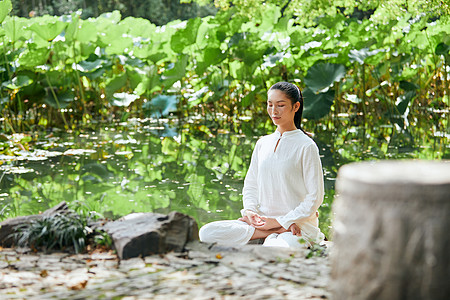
<box><xmin>331</xmin><ymin>160</ymin><xmax>450</xmax><ymax>300</ymax></box>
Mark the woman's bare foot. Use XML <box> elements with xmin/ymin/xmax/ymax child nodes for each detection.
<box><xmin>238</xmin><ymin>215</ymin><xmax>251</xmax><ymax>225</ymax></box>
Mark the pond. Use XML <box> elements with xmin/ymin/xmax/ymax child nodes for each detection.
<box><xmin>0</xmin><ymin>117</ymin><xmax>448</xmax><ymax>239</ymax></box>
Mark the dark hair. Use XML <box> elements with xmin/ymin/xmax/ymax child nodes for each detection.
<box><xmin>268</xmin><ymin>81</ymin><xmax>304</xmax><ymax>130</ymax></box>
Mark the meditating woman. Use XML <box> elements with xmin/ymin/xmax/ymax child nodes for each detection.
<box><xmin>199</xmin><ymin>81</ymin><xmax>325</xmax><ymax>248</ymax></box>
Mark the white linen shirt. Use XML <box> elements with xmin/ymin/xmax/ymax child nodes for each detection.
<box><xmin>241</xmin><ymin>129</ymin><xmax>324</xmax><ymax>232</ymax></box>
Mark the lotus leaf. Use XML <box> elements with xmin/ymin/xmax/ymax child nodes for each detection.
<box><xmin>106</xmin><ymin>73</ymin><xmax>127</xmax><ymax>98</ymax></box>
<box><xmin>0</xmin><ymin>0</ymin><xmax>11</xmax><ymax>24</ymax></box>
<box><xmin>3</xmin><ymin>16</ymin><xmax>32</xmax><ymax>42</ymax></box>
<box><xmin>3</xmin><ymin>75</ymin><xmax>33</xmax><ymax>89</ymax></box>
<box><xmin>162</xmin><ymin>55</ymin><xmax>188</xmax><ymax>87</ymax></box>
<box><xmin>399</xmin><ymin>81</ymin><xmax>419</xmax><ymax>91</ymax></box>
<box><xmin>29</xmin><ymin>20</ymin><xmax>67</xmax><ymax>42</ymax></box>
<box><xmin>435</xmin><ymin>42</ymin><xmax>450</xmax><ymax>56</ymax></box>
<box><xmin>64</xmin><ymin>12</ymin><xmax>80</xmax><ymax>43</ymax></box>
<box><xmin>303</xmin><ymin>88</ymin><xmax>334</xmax><ymax>120</ymax></box>
<box><xmin>75</xmin><ymin>21</ymin><xmax>98</xmax><ymax>43</ymax></box>
<box><xmin>349</xmin><ymin>48</ymin><xmax>384</xmax><ymax>65</ymax></box>
<box><xmin>144</xmin><ymin>95</ymin><xmax>178</xmax><ymax>118</ymax></box>
<box><xmin>170</xmin><ymin>18</ymin><xmax>202</xmax><ymax>53</ymax></box>
<box><xmin>120</xmin><ymin>16</ymin><xmax>155</xmax><ymax>39</ymax></box>
<box><xmin>110</xmin><ymin>93</ymin><xmax>139</xmax><ymax>107</ymax></box>
<box><xmin>396</xmin><ymin>91</ymin><xmax>416</xmax><ymax>115</ymax></box>
<box><xmin>44</xmin><ymin>89</ymin><xmax>75</xmax><ymax>109</ymax></box>
<box><xmin>304</xmin><ymin>62</ymin><xmax>345</xmax><ymax>93</ymax></box>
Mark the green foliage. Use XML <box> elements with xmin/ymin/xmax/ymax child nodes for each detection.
<box><xmin>0</xmin><ymin>1</ymin><xmax>448</xmax><ymax>134</ymax></box>
<box><xmin>14</xmin><ymin>212</ymin><xmax>92</xmax><ymax>253</ymax></box>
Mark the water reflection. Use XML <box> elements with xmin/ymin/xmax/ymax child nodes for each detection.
<box><xmin>0</xmin><ymin>119</ymin><xmax>448</xmax><ymax>239</ymax></box>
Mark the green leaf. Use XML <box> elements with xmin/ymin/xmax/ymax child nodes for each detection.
<box><xmin>64</xmin><ymin>12</ymin><xmax>80</xmax><ymax>43</ymax></box>
<box><xmin>3</xmin><ymin>75</ymin><xmax>33</xmax><ymax>89</ymax></box>
<box><xmin>44</xmin><ymin>89</ymin><xmax>75</xmax><ymax>109</ymax></box>
<box><xmin>304</xmin><ymin>62</ymin><xmax>345</xmax><ymax>93</ymax></box>
<box><xmin>75</xmin><ymin>20</ymin><xmax>98</xmax><ymax>43</ymax></box>
<box><xmin>144</xmin><ymin>95</ymin><xmax>178</xmax><ymax>118</ymax></box>
<box><xmin>4</xmin><ymin>17</ymin><xmax>32</xmax><ymax>42</ymax></box>
<box><xmin>349</xmin><ymin>48</ymin><xmax>384</xmax><ymax>65</ymax></box>
<box><xmin>435</xmin><ymin>42</ymin><xmax>450</xmax><ymax>55</ymax></box>
<box><xmin>399</xmin><ymin>80</ymin><xmax>419</xmax><ymax>91</ymax></box>
<box><xmin>162</xmin><ymin>55</ymin><xmax>188</xmax><ymax>87</ymax></box>
<box><xmin>170</xmin><ymin>18</ymin><xmax>202</xmax><ymax>53</ymax></box>
<box><xmin>396</xmin><ymin>91</ymin><xmax>416</xmax><ymax>115</ymax></box>
<box><xmin>303</xmin><ymin>88</ymin><xmax>334</xmax><ymax>120</ymax></box>
<box><xmin>110</xmin><ymin>93</ymin><xmax>139</xmax><ymax>107</ymax></box>
<box><xmin>105</xmin><ymin>73</ymin><xmax>127</xmax><ymax>98</ymax></box>
<box><xmin>77</xmin><ymin>59</ymin><xmax>103</xmax><ymax>72</ymax></box>
<box><xmin>0</xmin><ymin>0</ymin><xmax>12</xmax><ymax>24</ymax></box>
<box><xmin>29</xmin><ymin>20</ymin><xmax>67</xmax><ymax>42</ymax></box>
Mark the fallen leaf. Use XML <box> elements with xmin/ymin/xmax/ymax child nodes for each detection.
<box><xmin>215</xmin><ymin>253</ymin><xmax>223</xmax><ymax>259</ymax></box>
<box><xmin>40</xmin><ymin>270</ymin><xmax>48</xmax><ymax>278</ymax></box>
<box><xmin>69</xmin><ymin>280</ymin><xmax>88</xmax><ymax>290</ymax></box>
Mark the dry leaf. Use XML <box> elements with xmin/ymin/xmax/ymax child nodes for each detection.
<box><xmin>69</xmin><ymin>280</ymin><xmax>88</xmax><ymax>290</ymax></box>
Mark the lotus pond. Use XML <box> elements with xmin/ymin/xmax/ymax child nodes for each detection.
<box><xmin>0</xmin><ymin>117</ymin><xmax>448</xmax><ymax>239</ymax></box>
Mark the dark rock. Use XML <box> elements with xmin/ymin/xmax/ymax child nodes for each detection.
<box><xmin>0</xmin><ymin>202</ymin><xmax>69</xmax><ymax>247</ymax></box>
<box><xmin>102</xmin><ymin>211</ymin><xmax>198</xmax><ymax>259</ymax></box>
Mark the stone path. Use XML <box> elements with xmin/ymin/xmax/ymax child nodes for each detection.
<box><xmin>0</xmin><ymin>242</ymin><xmax>330</xmax><ymax>299</ymax></box>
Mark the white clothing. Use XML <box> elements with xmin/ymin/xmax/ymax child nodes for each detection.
<box><xmin>199</xmin><ymin>129</ymin><xmax>325</xmax><ymax>247</ymax></box>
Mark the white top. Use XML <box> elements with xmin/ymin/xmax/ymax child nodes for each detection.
<box><xmin>241</xmin><ymin>129</ymin><xmax>324</xmax><ymax>230</ymax></box>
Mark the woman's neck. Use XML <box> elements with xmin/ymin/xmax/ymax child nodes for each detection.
<box><xmin>277</xmin><ymin>124</ymin><xmax>297</xmax><ymax>135</ymax></box>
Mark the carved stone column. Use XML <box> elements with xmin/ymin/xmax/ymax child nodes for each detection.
<box><xmin>331</xmin><ymin>161</ymin><xmax>450</xmax><ymax>300</ymax></box>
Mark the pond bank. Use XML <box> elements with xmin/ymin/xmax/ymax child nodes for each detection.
<box><xmin>0</xmin><ymin>241</ymin><xmax>331</xmax><ymax>299</ymax></box>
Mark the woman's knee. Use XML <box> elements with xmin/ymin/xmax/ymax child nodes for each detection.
<box><xmin>199</xmin><ymin>223</ymin><xmax>214</xmax><ymax>243</ymax></box>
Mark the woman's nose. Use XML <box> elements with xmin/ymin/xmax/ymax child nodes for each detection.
<box><xmin>269</xmin><ymin>107</ymin><xmax>278</xmax><ymax>115</ymax></box>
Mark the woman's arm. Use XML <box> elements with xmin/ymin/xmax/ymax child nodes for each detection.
<box><xmin>276</xmin><ymin>143</ymin><xmax>324</xmax><ymax>229</ymax></box>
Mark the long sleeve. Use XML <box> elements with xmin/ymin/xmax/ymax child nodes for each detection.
<box><xmin>241</xmin><ymin>141</ymin><xmax>260</xmax><ymax>216</ymax></box>
<box><xmin>276</xmin><ymin>143</ymin><xmax>324</xmax><ymax>229</ymax></box>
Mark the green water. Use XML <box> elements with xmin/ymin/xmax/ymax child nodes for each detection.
<box><xmin>0</xmin><ymin>118</ymin><xmax>448</xmax><ymax>238</ymax></box>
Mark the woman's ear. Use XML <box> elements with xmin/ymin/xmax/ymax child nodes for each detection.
<box><xmin>293</xmin><ymin>102</ymin><xmax>300</xmax><ymax>112</ymax></box>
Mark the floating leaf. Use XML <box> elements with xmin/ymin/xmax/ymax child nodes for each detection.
<box><xmin>304</xmin><ymin>62</ymin><xmax>345</xmax><ymax>93</ymax></box>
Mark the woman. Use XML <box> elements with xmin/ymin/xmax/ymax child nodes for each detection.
<box><xmin>199</xmin><ymin>82</ymin><xmax>325</xmax><ymax>248</ymax></box>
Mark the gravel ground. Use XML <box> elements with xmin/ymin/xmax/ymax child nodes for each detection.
<box><xmin>0</xmin><ymin>241</ymin><xmax>331</xmax><ymax>299</ymax></box>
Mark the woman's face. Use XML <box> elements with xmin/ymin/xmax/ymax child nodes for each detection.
<box><xmin>267</xmin><ymin>89</ymin><xmax>299</xmax><ymax>129</ymax></box>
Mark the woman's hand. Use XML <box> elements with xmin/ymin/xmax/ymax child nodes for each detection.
<box><xmin>238</xmin><ymin>210</ymin><xmax>265</xmax><ymax>227</ymax></box>
<box><xmin>288</xmin><ymin>223</ymin><xmax>302</xmax><ymax>236</ymax></box>
<box><xmin>252</xmin><ymin>217</ymin><xmax>281</xmax><ymax>230</ymax></box>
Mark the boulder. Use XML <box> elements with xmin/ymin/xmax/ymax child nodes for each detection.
<box><xmin>102</xmin><ymin>211</ymin><xmax>199</xmax><ymax>259</ymax></box>
<box><xmin>0</xmin><ymin>201</ymin><xmax>69</xmax><ymax>247</ymax></box>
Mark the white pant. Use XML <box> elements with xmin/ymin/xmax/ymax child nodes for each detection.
<box><xmin>199</xmin><ymin>220</ymin><xmax>311</xmax><ymax>249</ymax></box>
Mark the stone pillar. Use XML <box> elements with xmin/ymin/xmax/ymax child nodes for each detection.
<box><xmin>331</xmin><ymin>160</ymin><xmax>450</xmax><ymax>300</ymax></box>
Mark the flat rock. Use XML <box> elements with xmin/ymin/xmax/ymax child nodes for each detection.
<box><xmin>102</xmin><ymin>211</ymin><xmax>198</xmax><ymax>259</ymax></box>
